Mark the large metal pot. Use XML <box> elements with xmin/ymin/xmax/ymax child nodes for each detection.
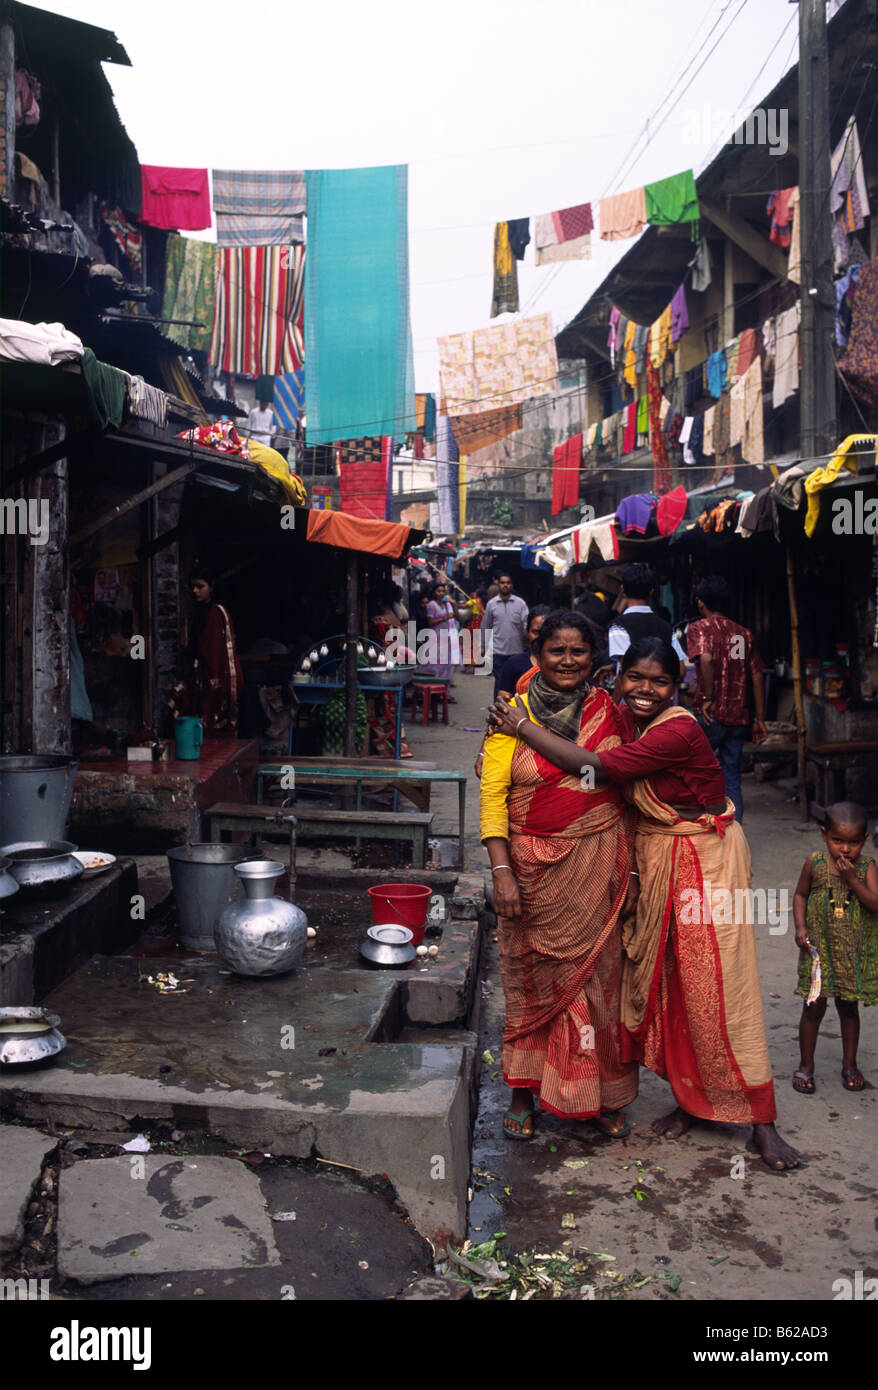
<box><xmin>0</xmin><ymin>756</ymin><xmax>78</xmax><ymax>845</ymax></box>
<box><xmin>214</xmin><ymin>861</ymin><xmax>307</xmax><ymax>976</ymax></box>
<box><xmin>1</xmin><ymin>841</ymin><xmax>84</xmax><ymax>897</ymax></box>
<box><xmin>166</xmin><ymin>843</ymin><xmax>256</xmax><ymax>951</ymax></box>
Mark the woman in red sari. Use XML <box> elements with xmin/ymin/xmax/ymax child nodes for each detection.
<box><xmin>490</xmin><ymin>637</ymin><xmax>799</xmax><ymax>1171</ymax></box>
<box><xmin>171</xmin><ymin>566</ymin><xmax>243</xmax><ymax>738</ymax></box>
<box><xmin>480</xmin><ymin>612</ymin><xmax>636</xmax><ymax>1140</ymax></box>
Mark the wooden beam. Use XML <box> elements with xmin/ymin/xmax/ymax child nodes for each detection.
<box><xmin>137</xmin><ymin>523</ymin><xmax>184</xmax><ymax>560</ymax></box>
<box><xmin>70</xmin><ymin>459</ymin><xmax>198</xmax><ymax>548</ymax></box>
<box><xmin>699</xmin><ymin>197</ymin><xmax>790</xmax><ymax>280</ymax></box>
<box><xmin>5</xmin><ymin>433</ymin><xmax>83</xmax><ymax>486</ymax></box>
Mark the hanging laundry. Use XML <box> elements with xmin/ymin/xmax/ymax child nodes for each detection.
<box><xmin>615</xmin><ymin>493</ymin><xmax>656</xmax><ymax>535</ymax></box>
<box><xmin>507</xmin><ymin>218</ymin><xmax>531</xmax><ymax>260</ymax></box>
<box><xmin>803</xmin><ymin>434</ymin><xmax>867</xmax><ymax>537</ymax></box>
<box><xmin>274</xmin><ymin>369</ymin><xmax>305</xmax><ymax>429</ymax></box>
<box><xmin>438</xmin><ymin>312</ymin><xmax>558</xmax><ymax>416</ymax></box>
<box><xmin>14</xmin><ymin>69</ymin><xmax>40</xmax><ymax>127</ymax></box>
<box><xmin>702</xmin><ymin>405</ymin><xmax>715</xmax><ymax>455</ymax></box>
<box><xmin>772</xmin><ymin>303</ymin><xmax>800</xmax><ymax>408</ymax></box>
<box><xmin>178</xmin><ymin>420</ymin><xmax>249</xmax><ymax>455</ymax></box>
<box><xmin>649</xmin><ymin>305</ymin><xmax>672</xmax><ymax>368</ymax></box>
<box><xmin>646</xmin><ymin>361</ymin><xmax>671</xmax><ymax>492</ymax></box>
<box><xmin>706</xmin><ymin>349</ymin><xmax>727</xmax><ymax>399</ymax></box>
<box><xmin>211</xmin><ymin>244</ymin><xmax>304</xmax><ymax>377</ymax></box>
<box><xmin>787</xmin><ymin>188</ymin><xmax>801</xmax><ymax>283</ymax></box>
<box><xmin>730</xmin><ymin>358</ymin><xmax>764</xmax><ymax>465</ymax></box>
<box><xmin>338</xmin><ymin>437</ymin><xmax>394</xmax><ymax>520</ymax></box>
<box><xmin>644</xmin><ymin>169</ymin><xmax>699</xmax><ymax>226</ymax></box>
<box><xmin>623</xmin><ymin>320</ymin><xmax>637</xmax><ymax>388</ymax></box>
<box><xmin>81</xmin><ymin>349</ymin><xmax>126</xmax><ymax>432</ymax></box>
<box><xmin>766</xmin><ymin>187</ymin><xmax>796</xmax><ymax>249</ymax></box>
<box><xmin>680</xmin><ymin>416</ymin><xmax>695</xmax><ymax>463</ymax></box>
<box><xmin>520</xmin><ymin>543</ymin><xmax>553</xmax><ymax>572</ymax></box>
<box><xmin>690</xmin><ymin>237</ymin><xmax>712</xmax><ymax>291</ymax></box>
<box><xmin>0</xmin><ymin>317</ymin><xmax>83</xmax><ymax>366</ymax></box>
<box><xmin>837</xmin><ymin>259</ymin><xmax>878</xmax><ymax>410</ymax></box>
<box><xmin>448</xmin><ymin>404</ymin><xmax>522</xmax><ymax>454</ymax></box>
<box><xmin>140</xmin><ymin>166</ymin><xmax>210</xmax><ymax>231</ymax></box>
<box><xmin>608</xmin><ymin>306</ymin><xmax>622</xmax><ymax>366</ymax></box>
<box><xmin>636</xmin><ymin>395</ymin><xmax>649</xmax><ymax>436</ymax></box>
<box><xmin>633</xmin><ymin>324</ymin><xmax>649</xmax><ymax>376</ymax></box>
<box><xmin>126</xmin><ymin>375</ymin><xmax>167</xmax><ymax>429</ymax></box>
<box><xmin>436</xmin><ymin>413</ymin><xmax>459</xmax><ymax>464</ymax></box>
<box><xmin>534</xmin><ymin>204</ymin><xmax>593</xmax><ymax>264</ymax></box>
<box><xmin>572</xmin><ymin>519</ymin><xmax>619</xmax><ymax>564</ymax></box>
<box><xmin>736</xmin><ymin>328</ymin><xmax>760</xmax><ymax>378</ymax></box>
<box><xmin>688</xmin><ymin>414</ymin><xmax>705</xmax><ymax>466</ymax></box>
<box><xmin>684</xmin><ymin>365</ymin><xmax>702</xmax><ymax>408</ymax></box>
<box><xmin>725</xmin><ymin>334</ymin><xmax>742</xmax><ymax>382</ymax></box>
<box><xmin>99</xmin><ymin>204</ymin><xmax>142</xmax><ymax>275</ymax></box>
<box><xmin>437</xmin><ymin>459</ymin><xmax>460</xmax><ymax>533</ymax></box>
<box><xmin>670</xmin><ymin>283</ymin><xmax>689</xmax><ymax>343</ymax></box>
<box><xmin>713</xmin><ymin>392</ymin><xmax>732</xmax><ymax>470</ymax></box>
<box><xmin>490</xmin><ymin>222</ymin><xmax>519</xmax><ymax>318</ymax></box>
<box><xmin>835</xmin><ymin>264</ymin><xmax>861</xmax><ymax>348</ymax></box>
<box><xmin>830</xmin><ymin>117</ymin><xmax>871</xmax><ymax>272</ymax></box>
<box><xmin>551</xmin><ymin>434</ymin><xmax>582</xmax><ymax>514</ymax></box>
<box><xmin>622</xmin><ymin>402</ymin><xmax>637</xmax><ymax>454</ymax></box>
<box><xmin>305</xmin><ymin>165</ymin><xmax>414</xmax><ymax>444</ymax></box>
<box><xmin>599</xmin><ymin>187</ymin><xmax>646</xmax><ymax>241</ymax></box>
<box><xmin>161</xmin><ymin>234</ymin><xmax>217</xmax><ymax>353</ymax></box>
<box><xmin>212</xmin><ymin>169</ymin><xmax>305</xmax><ymax>247</ymax></box>
<box><xmin>655</xmin><ymin>485</ymin><xmax>688</xmax><ymax>536</ymax></box>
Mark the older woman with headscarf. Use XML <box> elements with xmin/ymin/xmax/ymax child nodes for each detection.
<box><xmin>480</xmin><ymin>610</ymin><xmax>636</xmax><ymax>1140</ymax></box>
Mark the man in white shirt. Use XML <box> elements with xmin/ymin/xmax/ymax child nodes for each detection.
<box><xmin>248</xmin><ymin>401</ymin><xmax>275</xmax><ymax>447</ymax></box>
<box><xmin>608</xmin><ymin>564</ymin><xmax>687</xmax><ymax>670</ymax></box>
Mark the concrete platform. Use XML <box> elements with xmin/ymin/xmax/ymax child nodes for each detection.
<box><xmin>57</xmin><ymin>1156</ymin><xmax>280</xmax><ymax>1284</ymax></box>
<box><xmin>1</xmin><ymin>876</ymin><xmax>487</xmax><ymax>1246</ymax></box>
<box><xmin>0</xmin><ymin>1123</ymin><xmax>57</xmax><ymax>1253</ymax></box>
<box><xmin>0</xmin><ymin>860</ymin><xmax>139</xmax><ymax>1005</ymax></box>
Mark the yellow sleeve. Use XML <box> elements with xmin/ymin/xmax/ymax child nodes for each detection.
<box><xmin>479</xmin><ymin>693</ymin><xmax>530</xmax><ymax>842</ymax></box>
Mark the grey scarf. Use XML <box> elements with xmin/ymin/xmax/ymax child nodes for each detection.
<box><xmin>525</xmin><ymin>672</ymin><xmax>589</xmax><ymax>740</ymax></box>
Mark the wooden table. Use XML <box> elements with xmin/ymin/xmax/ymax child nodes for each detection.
<box><xmin>255</xmin><ymin>758</ymin><xmax>469</xmax><ymax>868</ymax></box>
<box><xmin>805</xmin><ymin>740</ymin><xmax>878</xmax><ymax>817</ymax></box>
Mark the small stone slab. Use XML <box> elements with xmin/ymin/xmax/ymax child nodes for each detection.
<box><xmin>0</xmin><ymin>1124</ymin><xmax>57</xmax><ymax>1252</ymax></box>
<box><xmin>58</xmin><ymin>1156</ymin><xmax>280</xmax><ymax>1284</ymax></box>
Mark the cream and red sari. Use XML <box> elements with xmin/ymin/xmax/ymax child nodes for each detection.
<box><xmin>483</xmin><ymin>687</ymin><xmax>636</xmax><ymax>1119</ymax></box>
<box><xmin>619</xmin><ymin>707</ymin><xmax>776</xmax><ymax>1124</ymax></box>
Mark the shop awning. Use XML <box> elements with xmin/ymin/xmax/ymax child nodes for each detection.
<box><xmin>301</xmin><ymin>508</ymin><xmax>425</xmax><ymax>559</ymax></box>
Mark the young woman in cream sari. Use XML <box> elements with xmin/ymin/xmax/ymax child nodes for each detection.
<box><xmin>489</xmin><ymin>637</ymin><xmax>798</xmax><ymax>1171</ymax></box>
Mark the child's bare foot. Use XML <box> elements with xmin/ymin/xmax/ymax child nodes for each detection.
<box><xmin>792</xmin><ymin>1068</ymin><xmax>816</xmax><ymax>1094</ymax></box>
<box><xmin>841</xmin><ymin>1067</ymin><xmax>867</xmax><ymax>1090</ymax></box>
<box><xmin>651</xmin><ymin>1106</ymin><xmax>694</xmax><ymax>1139</ymax></box>
<box><xmin>750</xmin><ymin>1123</ymin><xmax>799</xmax><ymax>1170</ymax></box>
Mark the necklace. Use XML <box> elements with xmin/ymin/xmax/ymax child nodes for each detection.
<box><xmin>827</xmin><ymin>872</ymin><xmax>851</xmax><ymax>924</ymax></box>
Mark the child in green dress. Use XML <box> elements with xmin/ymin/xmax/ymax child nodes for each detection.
<box><xmin>792</xmin><ymin>801</ymin><xmax>878</xmax><ymax>1093</ymax></box>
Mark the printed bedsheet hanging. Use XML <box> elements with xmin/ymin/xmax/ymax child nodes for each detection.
<box><xmin>212</xmin><ymin>169</ymin><xmax>306</xmax><ymax>247</ymax></box>
<box><xmin>438</xmin><ymin>313</ymin><xmax>558</xmax><ymax>417</ymax></box>
<box><xmin>209</xmin><ymin>244</ymin><xmax>304</xmax><ymax>377</ymax></box>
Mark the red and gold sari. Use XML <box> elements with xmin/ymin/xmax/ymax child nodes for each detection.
<box><xmin>482</xmin><ymin>686</ymin><xmax>636</xmax><ymax>1118</ymax></box>
<box><xmin>616</xmin><ymin>707</ymin><xmax>776</xmax><ymax>1124</ymax></box>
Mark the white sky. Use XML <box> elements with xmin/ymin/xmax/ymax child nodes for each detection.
<box><xmin>35</xmin><ymin>0</ymin><xmax>806</xmax><ymax>387</ymax></box>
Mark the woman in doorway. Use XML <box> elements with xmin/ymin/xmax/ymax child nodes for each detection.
<box><xmin>171</xmin><ymin>564</ymin><xmax>243</xmax><ymax>738</ymax></box>
<box><xmin>489</xmin><ymin>637</ymin><xmax>799</xmax><ymax>1171</ymax></box>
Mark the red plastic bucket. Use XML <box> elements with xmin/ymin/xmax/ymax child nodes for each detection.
<box><xmin>367</xmin><ymin>883</ymin><xmax>432</xmax><ymax>946</ymax></box>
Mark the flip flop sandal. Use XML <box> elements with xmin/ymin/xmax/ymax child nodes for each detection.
<box><xmin>841</xmin><ymin>1070</ymin><xmax>866</xmax><ymax>1091</ymax></box>
<box><xmin>590</xmin><ymin>1111</ymin><xmax>631</xmax><ymax>1139</ymax></box>
<box><xmin>503</xmin><ymin>1108</ymin><xmax>535</xmax><ymax>1141</ymax></box>
<box><xmin>792</xmin><ymin>1070</ymin><xmax>816</xmax><ymax>1094</ymax></box>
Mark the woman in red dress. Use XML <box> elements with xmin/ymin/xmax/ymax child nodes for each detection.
<box><xmin>171</xmin><ymin>565</ymin><xmax>243</xmax><ymax>738</ymax></box>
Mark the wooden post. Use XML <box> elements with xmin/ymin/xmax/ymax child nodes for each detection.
<box><xmin>786</xmin><ymin>545</ymin><xmax>809</xmax><ymax>823</ymax></box>
<box><xmin>344</xmin><ymin>553</ymin><xmax>359</xmax><ymax>758</ymax></box>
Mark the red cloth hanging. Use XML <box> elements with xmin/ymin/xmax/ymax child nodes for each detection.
<box><xmin>647</xmin><ymin>361</ymin><xmax>672</xmax><ymax>492</ymax></box>
<box><xmin>140</xmin><ymin>166</ymin><xmax>210</xmax><ymax>231</ymax></box>
<box><xmin>655</xmin><ymin>484</ymin><xmax>688</xmax><ymax>536</ymax></box>
<box><xmin>622</xmin><ymin>402</ymin><xmax>637</xmax><ymax>454</ymax></box>
<box><xmin>551</xmin><ymin>434</ymin><xmax>582</xmax><ymax>514</ymax></box>
<box><xmin>338</xmin><ymin>437</ymin><xmax>393</xmax><ymax>521</ymax></box>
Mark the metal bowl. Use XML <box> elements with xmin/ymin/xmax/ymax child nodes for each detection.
<box><xmin>357</xmin><ymin>667</ymin><xmax>410</xmax><ymax>690</ymax></box>
<box><xmin>358</xmin><ymin>924</ymin><xmax>416</xmax><ymax>967</ymax></box>
<box><xmin>1</xmin><ymin>840</ymin><xmax>84</xmax><ymax>897</ymax></box>
<box><xmin>0</xmin><ymin>1007</ymin><xmax>66</xmax><ymax>1064</ymax></box>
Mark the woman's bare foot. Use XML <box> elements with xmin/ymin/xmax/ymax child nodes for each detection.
<box><xmin>652</xmin><ymin>1106</ymin><xmax>694</xmax><ymax>1139</ymax></box>
<box><xmin>750</xmin><ymin>1123</ymin><xmax>800</xmax><ymax>1170</ymax></box>
<box><xmin>503</xmin><ymin>1087</ymin><xmax>535</xmax><ymax>1139</ymax></box>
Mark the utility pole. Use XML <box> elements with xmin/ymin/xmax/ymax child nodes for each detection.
<box><xmin>797</xmin><ymin>0</ymin><xmax>837</xmax><ymax>461</ymax></box>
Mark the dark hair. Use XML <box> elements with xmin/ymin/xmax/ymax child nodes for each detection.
<box><xmin>497</xmin><ymin>572</ymin><xmax>513</xmax><ymax>583</ymax></box>
<box><xmin>526</xmin><ymin>604</ymin><xmax>552</xmax><ymax>629</ymax></box>
<box><xmin>696</xmin><ymin>575</ymin><xmax>730</xmax><ymax>613</ymax></box>
<box><xmin>621</xmin><ymin>563</ymin><xmax>657</xmax><ymax>599</ymax></box>
<box><xmin>431</xmin><ymin>580</ymin><xmax>448</xmax><ymax>597</ymax></box>
<box><xmin>620</xmin><ymin>636</ymin><xmax>681</xmax><ymax>682</ymax></box>
<box><xmin>189</xmin><ymin>563</ymin><xmax>215</xmax><ymax>588</ymax></box>
<box><xmin>825</xmin><ymin>800</ymin><xmax>867</xmax><ymax>835</ymax></box>
<box><xmin>534</xmin><ymin>610</ymin><xmax>595</xmax><ymax>653</ymax></box>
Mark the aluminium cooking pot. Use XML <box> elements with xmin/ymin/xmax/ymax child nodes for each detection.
<box><xmin>1</xmin><ymin>841</ymin><xmax>84</xmax><ymax>897</ymax></box>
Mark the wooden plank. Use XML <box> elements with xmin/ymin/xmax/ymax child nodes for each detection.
<box><xmin>70</xmin><ymin>460</ymin><xmax>198</xmax><ymax>548</ymax></box>
<box><xmin>5</xmin><ymin>432</ymin><xmax>81</xmax><ymax>487</ymax></box>
<box><xmin>700</xmin><ymin>197</ymin><xmax>790</xmax><ymax>280</ymax></box>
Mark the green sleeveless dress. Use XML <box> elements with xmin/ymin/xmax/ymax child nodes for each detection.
<box><xmin>797</xmin><ymin>852</ymin><xmax>878</xmax><ymax>1004</ymax></box>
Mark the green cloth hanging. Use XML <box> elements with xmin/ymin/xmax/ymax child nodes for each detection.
<box><xmin>644</xmin><ymin>169</ymin><xmax>699</xmax><ymax>226</ymax></box>
<box><xmin>595</xmin><ymin>419</ymin><xmax>603</xmax><ymax>447</ymax></box>
<box><xmin>636</xmin><ymin>395</ymin><xmax>649</xmax><ymax>433</ymax></box>
<box><xmin>81</xmin><ymin>348</ymin><xmax>126</xmax><ymax>432</ymax></box>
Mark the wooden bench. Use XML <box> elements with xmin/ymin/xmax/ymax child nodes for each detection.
<box><xmin>805</xmin><ymin>740</ymin><xmax>878</xmax><ymax>818</ymax></box>
<box><xmin>204</xmin><ymin>800</ymin><xmax>434</xmax><ymax>880</ymax></box>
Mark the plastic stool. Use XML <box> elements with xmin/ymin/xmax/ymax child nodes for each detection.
<box><xmin>411</xmin><ymin>683</ymin><xmax>449</xmax><ymax>727</ymax></box>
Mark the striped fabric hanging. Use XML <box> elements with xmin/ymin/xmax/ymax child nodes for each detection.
<box><xmin>209</xmin><ymin>245</ymin><xmax>305</xmax><ymax>376</ymax></box>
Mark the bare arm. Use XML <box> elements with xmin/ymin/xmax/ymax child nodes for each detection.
<box><xmin>792</xmin><ymin>856</ymin><xmax>813</xmax><ymax>947</ymax></box>
<box><xmin>491</xmin><ymin>697</ymin><xmax>607</xmax><ymax>780</ymax></box>
<box><xmin>836</xmin><ymin>856</ymin><xmax>878</xmax><ymax>913</ymax></box>
<box><xmin>484</xmin><ymin>836</ymin><xmax>521</xmax><ymax>920</ymax></box>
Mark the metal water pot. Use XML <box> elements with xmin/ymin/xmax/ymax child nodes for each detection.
<box><xmin>0</xmin><ymin>756</ymin><xmax>78</xmax><ymax>844</ymax></box>
<box><xmin>1</xmin><ymin>841</ymin><xmax>84</xmax><ymax>897</ymax></box>
<box><xmin>214</xmin><ymin>861</ymin><xmax>307</xmax><ymax>977</ymax></box>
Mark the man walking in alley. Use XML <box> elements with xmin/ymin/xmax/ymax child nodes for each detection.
<box><xmin>608</xmin><ymin>563</ymin><xmax>687</xmax><ymax>668</ymax></box>
<box><xmin>482</xmin><ymin>573</ymin><xmax>528</xmax><ymax>698</ymax></box>
<box><xmin>687</xmin><ymin>574</ymin><xmax>767</xmax><ymax>822</ymax></box>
